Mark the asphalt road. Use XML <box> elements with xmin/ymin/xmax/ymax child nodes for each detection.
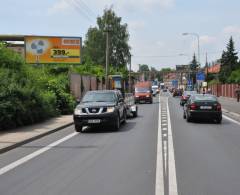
<box><xmin>0</xmin><ymin>98</ymin><xmax>159</xmax><ymax>195</ymax></box>
<box><xmin>1</xmin><ymin>93</ymin><xmax>240</xmax><ymax>195</ymax></box>
<box><xmin>167</xmin><ymin>93</ymin><xmax>240</xmax><ymax>195</ymax></box>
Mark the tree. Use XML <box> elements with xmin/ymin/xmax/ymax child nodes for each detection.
<box><xmin>219</xmin><ymin>36</ymin><xmax>238</xmax><ymax>83</ymax></box>
<box><xmin>161</xmin><ymin>68</ymin><xmax>172</xmax><ymax>72</ymax></box>
<box><xmin>84</xmin><ymin>8</ymin><xmax>131</xmax><ymax>68</ymax></box>
<box><xmin>138</xmin><ymin>64</ymin><xmax>149</xmax><ymax>72</ymax></box>
<box><xmin>189</xmin><ymin>53</ymin><xmax>198</xmax><ymax>85</ymax></box>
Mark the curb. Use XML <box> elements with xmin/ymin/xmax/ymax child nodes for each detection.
<box><xmin>222</xmin><ymin>108</ymin><xmax>240</xmax><ymax>117</ymax></box>
<box><xmin>0</xmin><ymin>122</ymin><xmax>74</xmax><ymax>155</ymax></box>
<box><xmin>222</xmin><ymin>108</ymin><xmax>240</xmax><ymax>123</ymax></box>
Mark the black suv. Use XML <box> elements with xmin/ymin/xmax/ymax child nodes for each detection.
<box><xmin>73</xmin><ymin>90</ymin><xmax>127</xmax><ymax>132</ymax></box>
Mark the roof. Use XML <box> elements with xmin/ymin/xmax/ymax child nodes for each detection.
<box><xmin>0</xmin><ymin>35</ymin><xmax>25</xmax><ymax>41</ymax></box>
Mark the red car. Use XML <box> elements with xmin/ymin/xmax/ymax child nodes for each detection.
<box><xmin>180</xmin><ymin>91</ymin><xmax>197</xmax><ymax>106</ymax></box>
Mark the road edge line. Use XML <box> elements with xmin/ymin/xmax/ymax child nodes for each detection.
<box><xmin>0</xmin><ymin>122</ymin><xmax>74</xmax><ymax>155</ymax></box>
<box><xmin>223</xmin><ymin>115</ymin><xmax>240</xmax><ymax>126</ymax></box>
<box><xmin>155</xmin><ymin>95</ymin><xmax>164</xmax><ymax>195</ymax></box>
<box><xmin>0</xmin><ymin>132</ymin><xmax>78</xmax><ymax>176</ymax></box>
<box><xmin>167</xmin><ymin>98</ymin><xmax>179</xmax><ymax>195</ymax></box>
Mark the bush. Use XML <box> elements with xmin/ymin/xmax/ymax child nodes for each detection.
<box><xmin>46</xmin><ymin>75</ymin><xmax>75</xmax><ymax>114</ymax></box>
<box><xmin>0</xmin><ymin>71</ymin><xmax>58</xmax><ymax>130</ymax></box>
<box><xmin>0</xmin><ymin>45</ymin><xmax>24</xmax><ymax>70</ymax></box>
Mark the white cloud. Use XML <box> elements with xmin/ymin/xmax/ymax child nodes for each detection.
<box><xmin>48</xmin><ymin>0</ymin><xmax>71</xmax><ymax>15</ymax></box>
<box><xmin>87</xmin><ymin>0</ymin><xmax>175</xmax><ymax>14</ymax></box>
<box><xmin>223</xmin><ymin>25</ymin><xmax>240</xmax><ymax>35</ymax></box>
<box><xmin>200</xmin><ymin>35</ymin><xmax>217</xmax><ymax>45</ymax></box>
<box><xmin>128</xmin><ymin>21</ymin><xmax>145</xmax><ymax>31</ymax></box>
<box><xmin>156</xmin><ymin>41</ymin><xmax>165</xmax><ymax>48</ymax></box>
<box><xmin>120</xmin><ymin>0</ymin><xmax>175</xmax><ymax>13</ymax></box>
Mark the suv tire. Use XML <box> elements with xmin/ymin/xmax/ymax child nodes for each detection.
<box><xmin>113</xmin><ymin>115</ymin><xmax>120</xmax><ymax>131</ymax></box>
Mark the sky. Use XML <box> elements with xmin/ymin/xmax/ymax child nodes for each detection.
<box><xmin>1</xmin><ymin>0</ymin><xmax>240</xmax><ymax>71</ymax></box>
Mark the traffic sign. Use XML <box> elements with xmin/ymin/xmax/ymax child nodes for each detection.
<box><xmin>196</xmin><ymin>72</ymin><xmax>205</xmax><ymax>81</ymax></box>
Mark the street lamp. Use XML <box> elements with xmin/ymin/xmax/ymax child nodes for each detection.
<box><xmin>182</xmin><ymin>32</ymin><xmax>200</xmax><ymax>67</ymax></box>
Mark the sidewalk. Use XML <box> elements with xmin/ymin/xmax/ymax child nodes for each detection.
<box><xmin>218</xmin><ymin>97</ymin><xmax>240</xmax><ymax>122</ymax></box>
<box><xmin>0</xmin><ymin>115</ymin><xmax>73</xmax><ymax>154</ymax></box>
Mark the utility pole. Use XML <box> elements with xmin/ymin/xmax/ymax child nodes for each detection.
<box><xmin>205</xmin><ymin>52</ymin><xmax>208</xmax><ymax>90</ymax></box>
<box><xmin>128</xmin><ymin>55</ymin><xmax>132</xmax><ymax>92</ymax></box>
<box><xmin>105</xmin><ymin>25</ymin><xmax>110</xmax><ymax>90</ymax></box>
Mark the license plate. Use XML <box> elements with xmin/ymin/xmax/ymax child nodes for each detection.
<box><xmin>200</xmin><ymin>106</ymin><xmax>212</xmax><ymax>110</ymax></box>
<box><xmin>88</xmin><ymin>119</ymin><xmax>101</xmax><ymax>124</ymax></box>
<box><xmin>140</xmin><ymin>100</ymin><xmax>145</xmax><ymax>103</ymax></box>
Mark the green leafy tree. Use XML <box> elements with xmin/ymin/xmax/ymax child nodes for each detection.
<box><xmin>161</xmin><ymin>68</ymin><xmax>172</xmax><ymax>72</ymax></box>
<box><xmin>84</xmin><ymin>8</ymin><xmax>131</xmax><ymax>68</ymax></box>
<box><xmin>219</xmin><ymin>37</ymin><xmax>239</xmax><ymax>83</ymax></box>
<box><xmin>190</xmin><ymin>53</ymin><xmax>198</xmax><ymax>84</ymax></box>
<box><xmin>138</xmin><ymin>64</ymin><xmax>149</xmax><ymax>72</ymax></box>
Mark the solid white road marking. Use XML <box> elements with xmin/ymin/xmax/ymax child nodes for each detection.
<box><xmin>167</xmin><ymin>98</ymin><xmax>179</xmax><ymax>195</ymax></box>
<box><xmin>0</xmin><ymin>132</ymin><xmax>78</xmax><ymax>176</ymax></box>
<box><xmin>155</xmin><ymin>95</ymin><xmax>164</xmax><ymax>195</ymax></box>
<box><xmin>223</xmin><ymin>115</ymin><xmax>240</xmax><ymax>126</ymax></box>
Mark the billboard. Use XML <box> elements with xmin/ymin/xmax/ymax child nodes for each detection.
<box><xmin>25</xmin><ymin>36</ymin><xmax>82</xmax><ymax>64</ymax></box>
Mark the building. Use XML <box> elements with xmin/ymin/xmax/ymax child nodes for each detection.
<box><xmin>205</xmin><ymin>63</ymin><xmax>221</xmax><ymax>74</ymax></box>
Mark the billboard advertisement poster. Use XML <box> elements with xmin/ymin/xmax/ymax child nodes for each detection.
<box><xmin>25</xmin><ymin>36</ymin><xmax>82</xmax><ymax>64</ymax></box>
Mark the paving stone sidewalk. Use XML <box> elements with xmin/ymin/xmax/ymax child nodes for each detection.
<box><xmin>0</xmin><ymin>115</ymin><xmax>73</xmax><ymax>154</ymax></box>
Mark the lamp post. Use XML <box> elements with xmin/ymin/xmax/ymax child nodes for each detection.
<box><xmin>182</xmin><ymin>32</ymin><xmax>200</xmax><ymax>67</ymax></box>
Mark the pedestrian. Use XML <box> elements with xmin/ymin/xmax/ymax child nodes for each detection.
<box><xmin>207</xmin><ymin>88</ymin><xmax>212</xmax><ymax>94</ymax></box>
<box><xmin>202</xmin><ymin>88</ymin><xmax>206</xmax><ymax>95</ymax></box>
<box><xmin>235</xmin><ymin>84</ymin><xmax>240</xmax><ymax>102</ymax></box>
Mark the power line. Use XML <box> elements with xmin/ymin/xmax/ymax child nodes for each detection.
<box><xmin>76</xmin><ymin>0</ymin><xmax>97</xmax><ymax>18</ymax></box>
<box><xmin>133</xmin><ymin>51</ymin><xmax>223</xmax><ymax>58</ymax></box>
<box><xmin>64</xmin><ymin>0</ymin><xmax>95</xmax><ymax>23</ymax></box>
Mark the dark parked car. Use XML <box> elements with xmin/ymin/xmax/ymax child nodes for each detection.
<box><xmin>73</xmin><ymin>90</ymin><xmax>127</xmax><ymax>132</ymax></box>
<box><xmin>180</xmin><ymin>91</ymin><xmax>197</xmax><ymax>106</ymax></box>
<box><xmin>183</xmin><ymin>94</ymin><xmax>222</xmax><ymax>123</ymax></box>
<box><xmin>173</xmin><ymin>89</ymin><xmax>182</xmax><ymax>97</ymax></box>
